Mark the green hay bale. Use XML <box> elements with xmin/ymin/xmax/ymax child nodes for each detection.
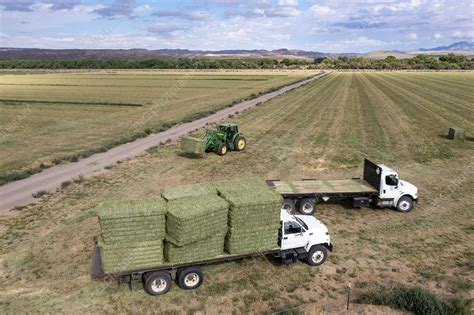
<box><xmin>164</xmin><ymin>233</ymin><xmax>226</xmax><ymax>263</ymax></box>
<box><xmin>99</xmin><ymin>238</ymin><xmax>164</xmax><ymax>273</ymax></box>
<box><xmin>166</xmin><ymin>195</ymin><xmax>229</xmax><ymax>246</ymax></box>
<box><xmin>225</xmin><ymin>228</ymin><xmax>279</xmax><ymax>254</ymax></box>
<box><xmin>96</xmin><ymin>197</ymin><xmax>167</xmax><ymax>244</ymax></box>
<box><xmin>96</xmin><ymin>197</ymin><xmax>167</xmax><ymax>220</ymax></box>
<box><xmin>219</xmin><ymin>189</ymin><xmax>282</xmax><ymax>209</ymax></box>
<box><xmin>161</xmin><ymin>183</ymin><xmax>217</xmax><ymax>201</ymax></box>
<box><xmin>448</xmin><ymin>127</ymin><xmax>466</xmax><ymax>141</ymax></box>
<box><xmin>181</xmin><ymin>136</ymin><xmax>206</xmax><ymax>155</ymax></box>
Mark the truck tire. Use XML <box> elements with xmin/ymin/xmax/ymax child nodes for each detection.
<box><xmin>217</xmin><ymin>144</ymin><xmax>227</xmax><ymax>156</ymax></box>
<box><xmin>144</xmin><ymin>271</ymin><xmax>172</xmax><ymax>296</ymax></box>
<box><xmin>233</xmin><ymin>136</ymin><xmax>247</xmax><ymax>151</ymax></box>
<box><xmin>307</xmin><ymin>245</ymin><xmax>327</xmax><ymax>266</ymax></box>
<box><xmin>177</xmin><ymin>266</ymin><xmax>204</xmax><ymax>290</ymax></box>
<box><xmin>396</xmin><ymin>196</ymin><xmax>414</xmax><ymax>212</ymax></box>
<box><xmin>281</xmin><ymin>199</ymin><xmax>296</xmax><ymax>213</ymax></box>
<box><xmin>298</xmin><ymin>199</ymin><xmax>315</xmax><ymax>215</ymax></box>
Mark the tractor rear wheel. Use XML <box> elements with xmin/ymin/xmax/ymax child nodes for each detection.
<box><xmin>233</xmin><ymin>136</ymin><xmax>247</xmax><ymax>151</ymax></box>
<box><xmin>217</xmin><ymin>144</ymin><xmax>227</xmax><ymax>156</ymax></box>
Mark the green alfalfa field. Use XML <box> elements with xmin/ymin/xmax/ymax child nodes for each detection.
<box><xmin>0</xmin><ymin>70</ymin><xmax>313</xmax><ymax>185</ymax></box>
<box><xmin>0</xmin><ymin>72</ymin><xmax>473</xmax><ymax>314</ymax></box>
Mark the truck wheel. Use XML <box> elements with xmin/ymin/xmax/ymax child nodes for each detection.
<box><xmin>396</xmin><ymin>196</ymin><xmax>413</xmax><ymax>212</ymax></box>
<box><xmin>216</xmin><ymin>144</ymin><xmax>227</xmax><ymax>156</ymax></box>
<box><xmin>281</xmin><ymin>199</ymin><xmax>296</xmax><ymax>213</ymax></box>
<box><xmin>298</xmin><ymin>199</ymin><xmax>315</xmax><ymax>215</ymax></box>
<box><xmin>177</xmin><ymin>266</ymin><xmax>204</xmax><ymax>290</ymax></box>
<box><xmin>307</xmin><ymin>245</ymin><xmax>327</xmax><ymax>266</ymax></box>
<box><xmin>233</xmin><ymin>136</ymin><xmax>247</xmax><ymax>151</ymax></box>
<box><xmin>144</xmin><ymin>271</ymin><xmax>172</xmax><ymax>296</ymax></box>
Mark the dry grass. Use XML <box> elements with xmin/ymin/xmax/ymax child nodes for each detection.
<box><xmin>0</xmin><ymin>70</ymin><xmax>313</xmax><ymax>182</ymax></box>
<box><xmin>0</xmin><ymin>72</ymin><xmax>473</xmax><ymax>313</ymax></box>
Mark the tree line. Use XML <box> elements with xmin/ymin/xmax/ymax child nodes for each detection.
<box><xmin>0</xmin><ymin>53</ymin><xmax>472</xmax><ymax>70</ymax></box>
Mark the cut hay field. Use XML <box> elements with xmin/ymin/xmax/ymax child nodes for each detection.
<box><xmin>0</xmin><ymin>72</ymin><xmax>473</xmax><ymax>314</ymax></box>
<box><xmin>0</xmin><ymin>70</ymin><xmax>313</xmax><ymax>184</ymax></box>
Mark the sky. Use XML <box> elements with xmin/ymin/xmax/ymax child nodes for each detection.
<box><xmin>0</xmin><ymin>0</ymin><xmax>473</xmax><ymax>53</ymax></box>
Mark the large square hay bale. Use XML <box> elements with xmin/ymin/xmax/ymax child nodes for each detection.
<box><xmin>216</xmin><ymin>178</ymin><xmax>282</xmax><ymax>254</ymax></box>
<box><xmin>181</xmin><ymin>136</ymin><xmax>206</xmax><ymax>155</ymax></box>
<box><xmin>166</xmin><ymin>194</ymin><xmax>229</xmax><ymax>246</ymax></box>
<box><xmin>161</xmin><ymin>183</ymin><xmax>217</xmax><ymax>201</ymax></box>
<box><xmin>99</xmin><ymin>238</ymin><xmax>164</xmax><ymax>273</ymax></box>
<box><xmin>448</xmin><ymin>127</ymin><xmax>466</xmax><ymax>141</ymax></box>
<box><xmin>96</xmin><ymin>197</ymin><xmax>167</xmax><ymax>244</ymax></box>
<box><xmin>164</xmin><ymin>233</ymin><xmax>226</xmax><ymax>263</ymax></box>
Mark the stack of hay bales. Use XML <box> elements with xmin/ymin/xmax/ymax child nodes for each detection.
<box><xmin>181</xmin><ymin>136</ymin><xmax>206</xmax><ymax>155</ymax></box>
<box><xmin>96</xmin><ymin>198</ymin><xmax>167</xmax><ymax>273</ymax></box>
<box><xmin>216</xmin><ymin>178</ymin><xmax>283</xmax><ymax>255</ymax></box>
<box><xmin>162</xmin><ymin>185</ymin><xmax>229</xmax><ymax>263</ymax></box>
<box><xmin>448</xmin><ymin>127</ymin><xmax>466</xmax><ymax>141</ymax></box>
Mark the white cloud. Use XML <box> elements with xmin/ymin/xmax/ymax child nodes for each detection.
<box><xmin>408</xmin><ymin>32</ymin><xmax>417</xmax><ymax>40</ymax></box>
<box><xmin>309</xmin><ymin>5</ymin><xmax>335</xmax><ymax>16</ymax></box>
<box><xmin>434</xmin><ymin>33</ymin><xmax>442</xmax><ymax>39</ymax></box>
<box><xmin>451</xmin><ymin>30</ymin><xmax>474</xmax><ymax>39</ymax></box>
<box><xmin>278</xmin><ymin>0</ymin><xmax>298</xmax><ymax>6</ymax></box>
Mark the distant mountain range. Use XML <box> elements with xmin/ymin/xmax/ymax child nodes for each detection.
<box><xmin>419</xmin><ymin>41</ymin><xmax>474</xmax><ymax>52</ymax></box>
<box><xmin>0</xmin><ymin>42</ymin><xmax>472</xmax><ymax>61</ymax></box>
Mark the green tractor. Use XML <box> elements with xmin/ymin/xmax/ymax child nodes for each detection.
<box><xmin>181</xmin><ymin>123</ymin><xmax>247</xmax><ymax>156</ymax></box>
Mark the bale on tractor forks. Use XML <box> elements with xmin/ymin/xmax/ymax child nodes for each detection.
<box><xmin>181</xmin><ymin>136</ymin><xmax>206</xmax><ymax>155</ymax></box>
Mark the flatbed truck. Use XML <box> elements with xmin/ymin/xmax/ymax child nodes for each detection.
<box><xmin>267</xmin><ymin>159</ymin><xmax>418</xmax><ymax>215</ymax></box>
<box><xmin>91</xmin><ymin>211</ymin><xmax>332</xmax><ymax>296</ymax></box>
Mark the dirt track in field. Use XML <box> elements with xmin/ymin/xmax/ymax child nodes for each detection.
<box><xmin>0</xmin><ymin>72</ymin><xmax>327</xmax><ymax>214</ymax></box>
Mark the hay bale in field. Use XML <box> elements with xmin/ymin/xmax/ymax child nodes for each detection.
<box><xmin>99</xmin><ymin>238</ymin><xmax>164</xmax><ymax>273</ymax></box>
<box><xmin>216</xmin><ymin>179</ymin><xmax>282</xmax><ymax>254</ymax></box>
<box><xmin>96</xmin><ymin>198</ymin><xmax>167</xmax><ymax>244</ymax></box>
<box><xmin>181</xmin><ymin>136</ymin><xmax>206</xmax><ymax>155</ymax></box>
<box><xmin>164</xmin><ymin>233</ymin><xmax>226</xmax><ymax>263</ymax></box>
<box><xmin>161</xmin><ymin>183</ymin><xmax>217</xmax><ymax>201</ymax></box>
<box><xmin>166</xmin><ymin>194</ymin><xmax>229</xmax><ymax>246</ymax></box>
<box><xmin>448</xmin><ymin>127</ymin><xmax>466</xmax><ymax>141</ymax></box>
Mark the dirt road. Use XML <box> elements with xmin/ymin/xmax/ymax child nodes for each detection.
<box><xmin>0</xmin><ymin>72</ymin><xmax>327</xmax><ymax>214</ymax></box>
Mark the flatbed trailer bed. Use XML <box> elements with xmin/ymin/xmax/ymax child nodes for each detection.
<box><xmin>91</xmin><ymin>242</ymin><xmax>280</xmax><ymax>282</ymax></box>
<box><xmin>267</xmin><ymin>178</ymin><xmax>378</xmax><ymax>196</ymax></box>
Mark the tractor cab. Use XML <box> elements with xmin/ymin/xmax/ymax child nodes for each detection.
<box><xmin>218</xmin><ymin>123</ymin><xmax>239</xmax><ymax>136</ymax></box>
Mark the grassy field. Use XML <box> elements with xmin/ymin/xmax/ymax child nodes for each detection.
<box><xmin>0</xmin><ymin>72</ymin><xmax>473</xmax><ymax>314</ymax></box>
<box><xmin>0</xmin><ymin>70</ymin><xmax>313</xmax><ymax>184</ymax></box>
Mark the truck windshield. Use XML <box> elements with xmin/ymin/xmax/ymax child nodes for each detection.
<box><xmin>295</xmin><ymin>217</ymin><xmax>308</xmax><ymax>231</ymax></box>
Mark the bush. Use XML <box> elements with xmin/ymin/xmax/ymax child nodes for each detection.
<box><xmin>356</xmin><ymin>285</ymin><xmax>471</xmax><ymax>315</ymax></box>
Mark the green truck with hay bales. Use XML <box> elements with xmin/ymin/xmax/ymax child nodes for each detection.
<box><xmin>181</xmin><ymin>122</ymin><xmax>247</xmax><ymax>156</ymax></box>
<box><xmin>91</xmin><ymin>178</ymin><xmax>332</xmax><ymax>296</ymax></box>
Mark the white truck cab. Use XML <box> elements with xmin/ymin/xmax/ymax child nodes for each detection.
<box><xmin>278</xmin><ymin>210</ymin><xmax>332</xmax><ymax>265</ymax></box>
<box><xmin>376</xmin><ymin>164</ymin><xmax>418</xmax><ymax>212</ymax></box>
